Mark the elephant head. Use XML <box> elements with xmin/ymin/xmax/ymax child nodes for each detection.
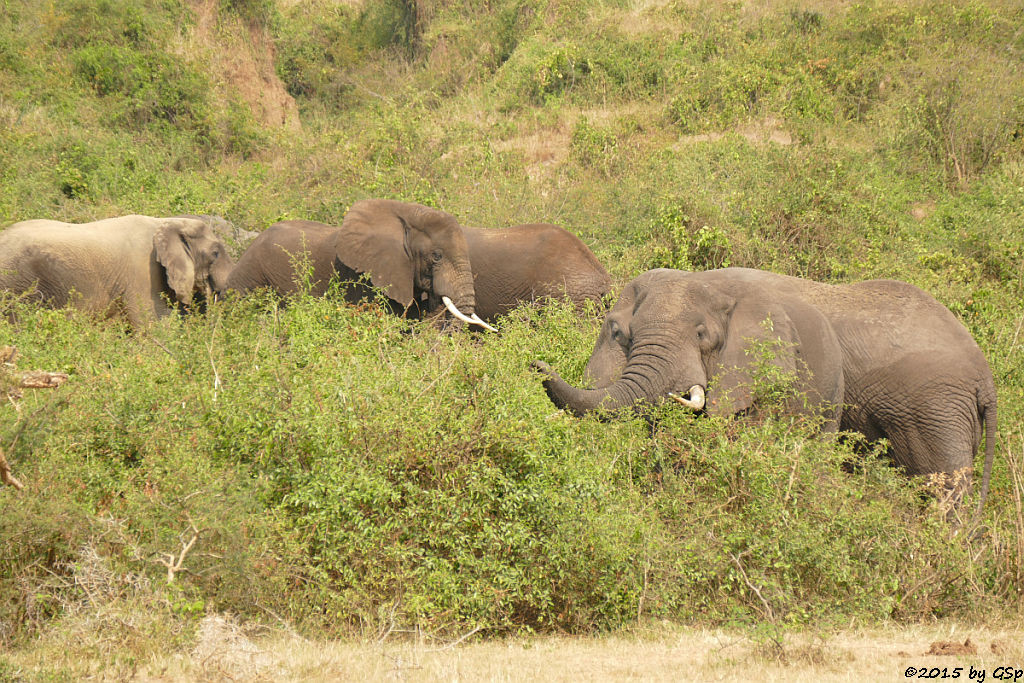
<box><xmin>335</xmin><ymin>199</ymin><xmax>494</xmax><ymax>330</ymax></box>
<box><xmin>154</xmin><ymin>218</ymin><xmax>234</xmax><ymax>306</ymax></box>
<box><xmin>534</xmin><ymin>268</ymin><xmax>843</xmax><ymax>425</ymax></box>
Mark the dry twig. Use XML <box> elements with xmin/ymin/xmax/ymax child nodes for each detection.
<box><xmin>1</xmin><ymin>346</ymin><xmax>70</xmax><ymax>489</ymax></box>
<box><xmin>153</xmin><ymin>514</ymin><xmax>204</xmax><ymax>583</ymax></box>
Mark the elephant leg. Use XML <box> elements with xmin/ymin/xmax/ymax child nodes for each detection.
<box><xmin>847</xmin><ymin>355</ymin><xmax>982</xmax><ymax>505</ymax></box>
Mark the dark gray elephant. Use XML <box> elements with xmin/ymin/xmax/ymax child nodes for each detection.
<box><xmin>226</xmin><ymin>199</ymin><xmax>494</xmax><ymax>330</ymax></box>
<box><xmin>535</xmin><ymin>268</ymin><xmax>845</xmax><ymax>429</ymax></box>
<box><xmin>535</xmin><ymin>267</ymin><xmax>998</xmax><ymax>510</ymax></box>
<box><xmin>463</xmin><ymin>223</ymin><xmax>612</xmax><ymax>322</ymax></box>
<box><xmin>0</xmin><ymin>214</ymin><xmax>233</xmax><ymax>327</ymax></box>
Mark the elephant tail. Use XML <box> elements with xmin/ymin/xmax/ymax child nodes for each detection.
<box><xmin>974</xmin><ymin>395</ymin><xmax>997</xmax><ymax>519</ymax></box>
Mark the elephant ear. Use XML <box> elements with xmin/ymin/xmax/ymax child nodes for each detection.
<box><xmin>154</xmin><ymin>219</ymin><xmax>203</xmax><ymax>305</ymax></box>
<box><xmin>334</xmin><ymin>202</ymin><xmax>415</xmax><ymax>308</ymax></box>
<box><xmin>707</xmin><ymin>301</ymin><xmax>798</xmax><ymax>416</ymax></box>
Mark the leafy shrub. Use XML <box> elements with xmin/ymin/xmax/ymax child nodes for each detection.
<box><xmin>71</xmin><ymin>44</ymin><xmax>211</xmax><ymax>129</ymax></box>
<box><xmin>492</xmin><ymin>39</ymin><xmax>591</xmax><ymax>107</ymax></box>
<box><xmin>891</xmin><ymin>60</ymin><xmax>1024</xmax><ymax>187</ymax></box>
<box><xmin>648</xmin><ymin>203</ymin><xmax>731</xmax><ymax>271</ymax></box>
<box><xmin>274</xmin><ymin>7</ymin><xmax>361</xmax><ymax>100</ymax></box>
<box><xmin>48</xmin><ymin>0</ymin><xmax>155</xmax><ymax>49</ymax></box>
<box><xmin>55</xmin><ymin>145</ymin><xmax>99</xmax><ymax>200</ymax></box>
<box><xmin>357</xmin><ymin>0</ymin><xmax>421</xmax><ymax>56</ymax></box>
<box><xmin>220</xmin><ymin>0</ymin><xmax>276</xmax><ymax>28</ymax></box>
<box><xmin>569</xmin><ymin>117</ymin><xmax>617</xmax><ymax>173</ymax></box>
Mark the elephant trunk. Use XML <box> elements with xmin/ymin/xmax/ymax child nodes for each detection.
<box><xmin>210</xmin><ymin>256</ymin><xmax>234</xmax><ymax>301</ymax></box>
<box><xmin>537</xmin><ymin>335</ymin><xmax>698</xmax><ymax>414</ymax></box>
<box><xmin>435</xmin><ymin>258</ymin><xmax>495</xmax><ymax>332</ymax></box>
<box><xmin>534</xmin><ymin>361</ymin><xmax>648</xmax><ymax>415</ymax></box>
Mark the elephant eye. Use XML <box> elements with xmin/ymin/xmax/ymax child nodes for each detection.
<box><xmin>610</xmin><ymin>321</ymin><xmax>629</xmax><ymax>347</ymax></box>
<box><xmin>431</xmin><ymin>249</ymin><xmax>443</xmax><ymax>263</ymax></box>
<box><xmin>696</xmin><ymin>323</ymin><xmax>708</xmax><ymax>342</ymax></box>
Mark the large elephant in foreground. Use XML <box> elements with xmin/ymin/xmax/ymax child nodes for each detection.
<box><xmin>535</xmin><ymin>268</ymin><xmax>845</xmax><ymax>429</ymax></box>
<box><xmin>535</xmin><ymin>267</ymin><xmax>998</xmax><ymax>509</ymax></box>
<box><xmin>463</xmin><ymin>223</ymin><xmax>611</xmax><ymax>322</ymax></box>
<box><xmin>0</xmin><ymin>214</ymin><xmax>234</xmax><ymax>327</ymax></box>
<box><xmin>226</xmin><ymin>200</ymin><xmax>493</xmax><ymax>330</ymax></box>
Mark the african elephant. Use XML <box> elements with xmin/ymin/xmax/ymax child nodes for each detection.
<box><xmin>535</xmin><ymin>267</ymin><xmax>998</xmax><ymax>510</ymax></box>
<box><xmin>535</xmin><ymin>268</ymin><xmax>845</xmax><ymax>429</ymax></box>
<box><xmin>463</xmin><ymin>223</ymin><xmax>611</xmax><ymax>322</ymax></box>
<box><xmin>0</xmin><ymin>214</ymin><xmax>233</xmax><ymax>327</ymax></box>
<box><xmin>225</xmin><ymin>200</ymin><xmax>494</xmax><ymax>330</ymax></box>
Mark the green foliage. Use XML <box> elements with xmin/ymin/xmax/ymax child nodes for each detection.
<box><xmin>569</xmin><ymin>117</ymin><xmax>617</xmax><ymax>173</ymax></box>
<box><xmin>48</xmin><ymin>0</ymin><xmax>159</xmax><ymax>50</ymax></box>
<box><xmin>71</xmin><ymin>44</ymin><xmax>211</xmax><ymax>129</ymax></box>
<box><xmin>648</xmin><ymin>203</ymin><xmax>731</xmax><ymax>271</ymax></box>
<box><xmin>493</xmin><ymin>39</ymin><xmax>592</xmax><ymax>106</ymax></box>
<box><xmin>2</xmin><ymin>0</ymin><xmax>1024</xmax><ymax>657</ymax></box>
<box><xmin>221</xmin><ymin>0</ymin><xmax>276</xmax><ymax>28</ymax></box>
<box><xmin>2</xmin><ymin>293</ymin><xmax>1011</xmax><ymax>641</ymax></box>
<box><xmin>357</xmin><ymin>0</ymin><xmax>421</xmax><ymax>56</ymax></box>
<box><xmin>274</xmin><ymin>5</ymin><xmax>361</xmax><ymax>100</ymax></box>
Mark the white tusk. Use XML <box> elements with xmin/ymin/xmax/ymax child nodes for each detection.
<box><xmin>469</xmin><ymin>312</ymin><xmax>498</xmax><ymax>333</ymax></box>
<box><xmin>668</xmin><ymin>385</ymin><xmax>706</xmax><ymax>410</ymax></box>
<box><xmin>442</xmin><ymin>296</ymin><xmax>497</xmax><ymax>332</ymax></box>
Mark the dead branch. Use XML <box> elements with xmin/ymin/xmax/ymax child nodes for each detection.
<box><xmin>1</xmin><ymin>346</ymin><xmax>70</xmax><ymax>489</ymax></box>
<box><xmin>153</xmin><ymin>517</ymin><xmax>204</xmax><ymax>584</ymax></box>
<box><xmin>0</xmin><ymin>445</ymin><xmax>24</xmax><ymax>490</ymax></box>
<box><xmin>15</xmin><ymin>370</ymin><xmax>69</xmax><ymax>390</ymax></box>
<box><xmin>730</xmin><ymin>551</ymin><xmax>775</xmax><ymax>621</ymax></box>
<box><xmin>424</xmin><ymin>626</ymin><xmax>483</xmax><ymax>652</ymax></box>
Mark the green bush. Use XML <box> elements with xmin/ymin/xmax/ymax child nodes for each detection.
<box><xmin>221</xmin><ymin>0</ymin><xmax>276</xmax><ymax>28</ymax></box>
<box><xmin>1</xmin><ymin>0</ymin><xmax>1023</xmax><ymax>657</ymax></box>
<box><xmin>71</xmin><ymin>44</ymin><xmax>211</xmax><ymax>129</ymax></box>
<box><xmin>647</xmin><ymin>202</ymin><xmax>731</xmax><ymax>271</ymax></box>
<box><xmin>569</xmin><ymin>117</ymin><xmax>617</xmax><ymax>173</ymax></box>
<box><xmin>492</xmin><ymin>39</ymin><xmax>591</xmax><ymax>107</ymax></box>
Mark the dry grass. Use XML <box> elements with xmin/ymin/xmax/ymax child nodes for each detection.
<box><xmin>675</xmin><ymin>116</ymin><xmax>795</xmax><ymax>147</ymax></box>
<box><xmin>8</xmin><ymin>618</ymin><xmax>1021</xmax><ymax>681</ymax></box>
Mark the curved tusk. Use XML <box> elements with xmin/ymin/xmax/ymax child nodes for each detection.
<box><xmin>668</xmin><ymin>385</ymin><xmax>706</xmax><ymax>410</ymax></box>
<box><xmin>469</xmin><ymin>312</ymin><xmax>498</xmax><ymax>333</ymax></box>
<box><xmin>442</xmin><ymin>296</ymin><xmax>497</xmax><ymax>332</ymax></box>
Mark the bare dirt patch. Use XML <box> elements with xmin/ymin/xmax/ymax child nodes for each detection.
<box><xmin>926</xmin><ymin>638</ymin><xmax>978</xmax><ymax>656</ymax></box>
<box><xmin>911</xmin><ymin>201</ymin><xmax>937</xmax><ymax>221</ymax></box>
<box><xmin>492</xmin><ymin>124</ymin><xmax>573</xmax><ymax>182</ymax></box>
<box><xmin>182</xmin><ymin>0</ymin><xmax>300</xmax><ymax>130</ymax></box>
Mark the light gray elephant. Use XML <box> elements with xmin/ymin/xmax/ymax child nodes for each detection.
<box><xmin>225</xmin><ymin>199</ymin><xmax>493</xmax><ymax>329</ymax></box>
<box><xmin>535</xmin><ymin>267</ymin><xmax>998</xmax><ymax>510</ymax></box>
<box><xmin>463</xmin><ymin>223</ymin><xmax>611</xmax><ymax>322</ymax></box>
<box><xmin>0</xmin><ymin>214</ymin><xmax>234</xmax><ymax>327</ymax></box>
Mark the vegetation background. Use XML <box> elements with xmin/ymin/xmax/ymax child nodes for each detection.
<box><xmin>1</xmin><ymin>0</ymin><xmax>1022</xmax><ymax>676</ymax></box>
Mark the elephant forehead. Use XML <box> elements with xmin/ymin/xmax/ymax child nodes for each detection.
<box><xmin>639</xmin><ymin>280</ymin><xmax>708</xmax><ymax>309</ymax></box>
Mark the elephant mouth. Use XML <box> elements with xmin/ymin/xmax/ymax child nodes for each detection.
<box><xmin>668</xmin><ymin>385</ymin><xmax>706</xmax><ymax>410</ymax></box>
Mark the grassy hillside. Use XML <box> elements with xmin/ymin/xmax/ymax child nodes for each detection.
<box><xmin>1</xmin><ymin>0</ymin><xmax>1023</xmax><ymax>671</ymax></box>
